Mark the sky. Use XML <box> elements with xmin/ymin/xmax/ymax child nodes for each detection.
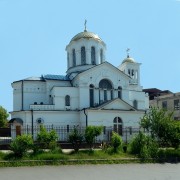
<box><xmin>0</xmin><ymin>0</ymin><xmax>180</xmax><ymax>114</ymax></box>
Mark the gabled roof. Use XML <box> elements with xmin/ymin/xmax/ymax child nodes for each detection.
<box><xmin>89</xmin><ymin>98</ymin><xmax>137</xmax><ymax>111</ymax></box>
<box><xmin>73</xmin><ymin>61</ymin><xmax>131</xmax><ymax>80</ymax></box>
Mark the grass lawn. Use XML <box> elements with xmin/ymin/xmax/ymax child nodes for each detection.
<box><xmin>0</xmin><ymin>148</ymin><xmax>179</xmax><ymax>167</ymax></box>
<box><xmin>0</xmin><ymin>148</ymin><xmax>140</xmax><ymax>167</ymax></box>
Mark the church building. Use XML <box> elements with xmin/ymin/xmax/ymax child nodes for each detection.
<box><xmin>10</xmin><ymin>24</ymin><xmax>149</xmax><ymax>140</ymax></box>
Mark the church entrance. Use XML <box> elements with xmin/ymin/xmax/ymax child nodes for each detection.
<box><xmin>16</xmin><ymin>126</ymin><xmax>21</xmax><ymax>136</ymax></box>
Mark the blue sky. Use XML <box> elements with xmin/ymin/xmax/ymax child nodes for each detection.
<box><xmin>0</xmin><ymin>0</ymin><xmax>180</xmax><ymax>113</ymax></box>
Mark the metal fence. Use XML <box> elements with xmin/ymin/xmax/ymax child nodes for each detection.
<box><xmin>9</xmin><ymin>125</ymin><xmax>142</xmax><ymax>143</ymax></box>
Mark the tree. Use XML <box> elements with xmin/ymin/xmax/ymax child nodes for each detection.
<box><xmin>128</xmin><ymin>131</ymin><xmax>158</xmax><ymax>159</ymax></box>
<box><xmin>111</xmin><ymin>131</ymin><xmax>123</xmax><ymax>153</ymax></box>
<box><xmin>10</xmin><ymin>134</ymin><xmax>33</xmax><ymax>158</ymax></box>
<box><xmin>69</xmin><ymin>126</ymin><xmax>84</xmax><ymax>152</ymax></box>
<box><xmin>140</xmin><ymin>107</ymin><xmax>180</xmax><ymax>148</ymax></box>
<box><xmin>36</xmin><ymin>126</ymin><xmax>58</xmax><ymax>150</ymax></box>
<box><xmin>0</xmin><ymin>106</ymin><xmax>9</xmax><ymax>127</ymax></box>
<box><xmin>85</xmin><ymin>126</ymin><xmax>103</xmax><ymax>149</ymax></box>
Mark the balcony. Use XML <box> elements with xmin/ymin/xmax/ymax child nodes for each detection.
<box><xmin>30</xmin><ymin>104</ymin><xmax>55</xmax><ymax>111</ymax></box>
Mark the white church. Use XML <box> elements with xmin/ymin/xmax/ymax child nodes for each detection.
<box><xmin>10</xmin><ymin>24</ymin><xmax>149</xmax><ymax>140</ymax></box>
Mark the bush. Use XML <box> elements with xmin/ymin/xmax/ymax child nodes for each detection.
<box><xmin>128</xmin><ymin>132</ymin><xmax>158</xmax><ymax>159</ymax></box>
<box><xmin>85</xmin><ymin>126</ymin><xmax>103</xmax><ymax>149</ymax></box>
<box><xmin>111</xmin><ymin>132</ymin><xmax>123</xmax><ymax>153</ymax></box>
<box><xmin>10</xmin><ymin>134</ymin><xmax>33</xmax><ymax>158</ymax></box>
<box><xmin>158</xmin><ymin>148</ymin><xmax>180</xmax><ymax>162</ymax></box>
<box><xmin>36</xmin><ymin>126</ymin><xmax>58</xmax><ymax>150</ymax></box>
<box><xmin>69</xmin><ymin>126</ymin><xmax>84</xmax><ymax>152</ymax></box>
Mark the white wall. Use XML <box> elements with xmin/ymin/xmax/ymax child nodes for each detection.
<box><xmin>66</xmin><ymin>38</ymin><xmax>106</xmax><ymax>74</ymax></box>
<box><xmin>52</xmin><ymin>86</ymin><xmax>79</xmax><ymax>110</ymax></box>
<box><xmin>87</xmin><ymin>109</ymin><xmax>144</xmax><ymax>128</ymax></box>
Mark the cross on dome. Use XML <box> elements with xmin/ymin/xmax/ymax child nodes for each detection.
<box><xmin>84</xmin><ymin>19</ymin><xmax>87</xmax><ymax>32</ymax></box>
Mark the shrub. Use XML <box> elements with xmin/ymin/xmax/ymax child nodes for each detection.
<box><xmin>111</xmin><ymin>132</ymin><xmax>123</xmax><ymax>153</ymax></box>
<box><xmin>36</xmin><ymin>126</ymin><xmax>58</xmax><ymax>150</ymax></box>
<box><xmin>158</xmin><ymin>148</ymin><xmax>180</xmax><ymax>162</ymax></box>
<box><xmin>69</xmin><ymin>126</ymin><xmax>84</xmax><ymax>152</ymax></box>
<box><xmin>10</xmin><ymin>134</ymin><xmax>33</xmax><ymax>158</ymax></box>
<box><xmin>128</xmin><ymin>131</ymin><xmax>158</xmax><ymax>159</ymax></box>
<box><xmin>85</xmin><ymin>126</ymin><xmax>103</xmax><ymax>149</ymax></box>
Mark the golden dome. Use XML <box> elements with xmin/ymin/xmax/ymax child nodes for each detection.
<box><xmin>122</xmin><ymin>57</ymin><xmax>136</xmax><ymax>64</ymax></box>
<box><xmin>70</xmin><ymin>30</ymin><xmax>103</xmax><ymax>43</ymax></box>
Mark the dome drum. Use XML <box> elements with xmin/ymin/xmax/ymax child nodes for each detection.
<box><xmin>66</xmin><ymin>30</ymin><xmax>106</xmax><ymax>74</ymax></box>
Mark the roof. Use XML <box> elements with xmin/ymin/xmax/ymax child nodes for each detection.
<box><xmin>70</xmin><ymin>30</ymin><xmax>105</xmax><ymax>45</ymax></box>
<box><xmin>43</xmin><ymin>74</ymin><xmax>70</xmax><ymax>81</ymax></box>
<box><xmin>23</xmin><ymin>77</ymin><xmax>42</xmax><ymax>81</ymax></box>
<box><xmin>122</xmin><ymin>57</ymin><xmax>136</xmax><ymax>64</ymax></box>
<box><xmin>89</xmin><ymin>98</ymin><xmax>137</xmax><ymax>111</ymax></box>
<box><xmin>13</xmin><ymin>74</ymin><xmax>70</xmax><ymax>83</ymax></box>
<box><xmin>72</xmin><ymin>61</ymin><xmax>131</xmax><ymax>81</ymax></box>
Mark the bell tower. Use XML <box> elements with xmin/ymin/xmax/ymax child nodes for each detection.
<box><xmin>119</xmin><ymin>49</ymin><xmax>141</xmax><ymax>86</ymax></box>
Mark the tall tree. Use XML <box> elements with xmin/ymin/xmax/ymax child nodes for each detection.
<box><xmin>0</xmin><ymin>106</ymin><xmax>9</xmax><ymax>127</ymax></box>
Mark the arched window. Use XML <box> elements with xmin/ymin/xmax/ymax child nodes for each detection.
<box><xmin>113</xmin><ymin>117</ymin><xmax>123</xmax><ymax>136</ymax></box>
<box><xmin>81</xmin><ymin>46</ymin><xmax>86</xmax><ymax>65</ymax></box>
<box><xmin>118</xmin><ymin>86</ymin><xmax>122</xmax><ymax>99</ymax></box>
<box><xmin>89</xmin><ymin>84</ymin><xmax>94</xmax><ymax>107</ymax></box>
<box><xmin>100</xmin><ymin>49</ymin><xmax>103</xmax><ymax>63</ymax></box>
<box><xmin>133</xmin><ymin>100</ymin><xmax>138</xmax><ymax>109</ymax></box>
<box><xmin>72</xmin><ymin>49</ymin><xmax>76</xmax><ymax>67</ymax></box>
<box><xmin>91</xmin><ymin>46</ymin><xmax>96</xmax><ymax>65</ymax></box>
<box><xmin>99</xmin><ymin>79</ymin><xmax>113</xmax><ymax>103</ymax></box>
<box><xmin>65</xmin><ymin>95</ymin><xmax>70</xmax><ymax>106</ymax></box>
<box><xmin>99</xmin><ymin>79</ymin><xmax>112</xmax><ymax>89</ymax></box>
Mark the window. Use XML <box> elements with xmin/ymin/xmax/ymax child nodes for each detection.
<box><xmin>65</xmin><ymin>95</ymin><xmax>70</xmax><ymax>106</ymax></box>
<box><xmin>67</xmin><ymin>125</ymin><xmax>69</xmax><ymax>133</ymax></box>
<box><xmin>132</xmin><ymin>69</ymin><xmax>134</xmax><ymax>78</ymax></box>
<box><xmin>81</xmin><ymin>46</ymin><xmax>86</xmax><ymax>65</ymax></box>
<box><xmin>100</xmin><ymin>49</ymin><xmax>103</xmax><ymax>63</ymax></box>
<box><xmin>128</xmin><ymin>69</ymin><xmax>131</xmax><ymax>75</ymax></box>
<box><xmin>111</xmin><ymin>90</ymin><xmax>113</xmax><ymax>100</ymax></box>
<box><xmin>104</xmin><ymin>90</ymin><xmax>107</xmax><ymax>101</ymax></box>
<box><xmin>89</xmin><ymin>84</ymin><xmax>94</xmax><ymax>107</ymax></box>
<box><xmin>133</xmin><ymin>100</ymin><xmax>138</xmax><ymax>109</ymax></box>
<box><xmin>103</xmin><ymin>126</ymin><xmax>106</xmax><ymax>135</ymax></box>
<box><xmin>72</xmin><ymin>49</ymin><xmax>76</xmax><ymax>66</ymax></box>
<box><xmin>99</xmin><ymin>79</ymin><xmax>113</xmax><ymax>103</ymax></box>
<box><xmin>91</xmin><ymin>46</ymin><xmax>96</xmax><ymax>65</ymax></box>
<box><xmin>162</xmin><ymin>101</ymin><xmax>167</xmax><ymax>109</ymax></box>
<box><xmin>113</xmin><ymin>117</ymin><xmax>123</xmax><ymax>136</ymax></box>
<box><xmin>99</xmin><ymin>79</ymin><xmax>112</xmax><ymax>89</ymax></box>
<box><xmin>174</xmin><ymin>99</ymin><xmax>179</xmax><ymax>110</ymax></box>
<box><xmin>118</xmin><ymin>86</ymin><xmax>122</xmax><ymax>99</ymax></box>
